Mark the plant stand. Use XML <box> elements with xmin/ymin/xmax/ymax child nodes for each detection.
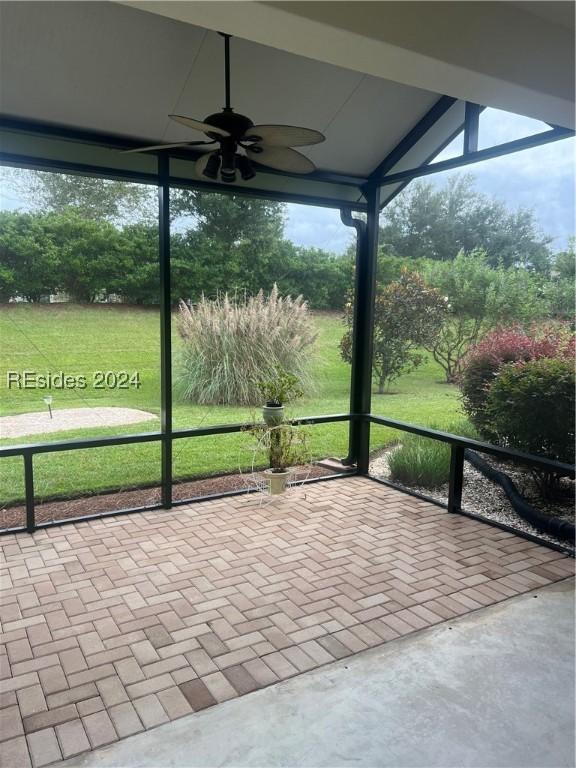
<box><xmin>238</xmin><ymin>426</ymin><xmax>312</xmax><ymax>505</ymax></box>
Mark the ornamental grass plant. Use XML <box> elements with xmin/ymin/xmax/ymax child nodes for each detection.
<box><xmin>177</xmin><ymin>284</ymin><xmax>317</xmax><ymax>406</ymax></box>
<box><xmin>388</xmin><ymin>436</ymin><xmax>451</xmax><ymax>488</ymax></box>
<box><xmin>388</xmin><ymin>420</ymin><xmax>478</xmax><ymax>489</ymax></box>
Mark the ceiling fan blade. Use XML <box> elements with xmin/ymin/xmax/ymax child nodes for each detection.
<box><xmin>123</xmin><ymin>141</ymin><xmax>213</xmax><ymax>154</ymax></box>
<box><xmin>246</xmin><ymin>145</ymin><xmax>316</xmax><ymax>174</ymax></box>
<box><xmin>244</xmin><ymin>125</ymin><xmax>325</xmax><ymax>147</ymax></box>
<box><xmin>169</xmin><ymin>114</ymin><xmax>230</xmax><ymax>137</ymax></box>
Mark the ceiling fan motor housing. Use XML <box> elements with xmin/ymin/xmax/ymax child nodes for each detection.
<box><xmin>204</xmin><ymin>110</ymin><xmax>254</xmax><ymax>140</ymax></box>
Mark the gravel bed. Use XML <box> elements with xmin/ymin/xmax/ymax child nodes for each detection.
<box><xmin>0</xmin><ymin>407</ymin><xmax>157</xmax><ymax>439</ymax></box>
<box><xmin>370</xmin><ymin>447</ymin><xmax>575</xmax><ymax>555</ymax></box>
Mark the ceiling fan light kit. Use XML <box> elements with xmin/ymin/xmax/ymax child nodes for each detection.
<box><xmin>237</xmin><ymin>154</ymin><xmax>256</xmax><ymax>181</ymax></box>
<box><xmin>200</xmin><ymin>152</ymin><xmax>221</xmax><ymax>180</ymax></box>
<box><xmin>127</xmin><ymin>33</ymin><xmax>325</xmax><ymax>183</ymax></box>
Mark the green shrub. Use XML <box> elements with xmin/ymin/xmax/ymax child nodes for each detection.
<box><xmin>485</xmin><ymin>358</ymin><xmax>575</xmax><ymax>465</ymax></box>
<box><xmin>257</xmin><ymin>367</ymin><xmax>304</xmax><ymax>406</ymax></box>
<box><xmin>177</xmin><ymin>285</ymin><xmax>316</xmax><ymax>406</ymax></box>
<box><xmin>459</xmin><ymin>325</ymin><xmax>574</xmax><ymax>435</ymax></box>
<box><xmin>387</xmin><ymin>421</ymin><xmax>477</xmax><ymax>489</ymax></box>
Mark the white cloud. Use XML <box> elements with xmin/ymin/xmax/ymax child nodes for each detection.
<box><xmin>284</xmin><ymin>205</ymin><xmax>355</xmax><ymax>254</ymax></box>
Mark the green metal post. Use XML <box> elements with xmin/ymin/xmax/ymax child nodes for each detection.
<box><xmin>346</xmin><ymin>184</ymin><xmax>380</xmax><ymax>473</ymax></box>
<box><xmin>158</xmin><ymin>155</ymin><xmax>172</xmax><ymax>508</ymax></box>
<box><xmin>340</xmin><ymin>208</ymin><xmax>365</xmax><ymax>467</ymax></box>
<box><xmin>448</xmin><ymin>445</ymin><xmax>465</xmax><ymax>513</ymax></box>
<box><xmin>24</xmin><ymin>453</ymin><xmax>35</xmax><ymax>533</ymax></box>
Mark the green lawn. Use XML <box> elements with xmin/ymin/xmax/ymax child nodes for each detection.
<box><xmin>0</xmin><ymin>304</ymin><xmax>463</xmax><ymax>504</ymax></box>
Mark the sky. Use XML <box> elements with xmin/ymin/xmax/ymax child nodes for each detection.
<box><xmin>284</xmin><ymin>108</ymin><xmax>575</xmax><ymax>255</ymax></box>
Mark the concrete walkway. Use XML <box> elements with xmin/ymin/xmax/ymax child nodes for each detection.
<box><xmin>62</xmin><ymin>578</ymin><xmax>575</xmax><ymax>768</ymax></box>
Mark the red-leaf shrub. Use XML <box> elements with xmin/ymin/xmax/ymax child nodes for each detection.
<box><xmin>459</xmin><ymin>323</ymin><xmax>575</xmax><ymax>434</ymax></box>
<box><xmin>530</xmin><ymin>321</ymin><xmax>575</xmax><ymax>362</ymax></box>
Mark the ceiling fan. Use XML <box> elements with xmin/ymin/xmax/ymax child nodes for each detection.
<box><xmin>125</xmin><ymin>33</ymin><xmax>325</xmax><ymax>183</ymax></box>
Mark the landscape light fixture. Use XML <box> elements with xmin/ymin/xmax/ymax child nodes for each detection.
<box><xmin>43</xmin><ymin>395</ymin><xmax>53</xmax><ymax>419</ymax></box>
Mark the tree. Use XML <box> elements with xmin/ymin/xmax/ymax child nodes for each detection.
<box><xmin>172</xmin><ymin>190</ymin><xmax>284</xmax><ymax>244</ymax></box>
<box><xmin>377</xmin><ymin>253</ymin><xmax>414</xmax><ymax>285</ymax></box>
<box><xmin>340</xmin><ymin>269</ymin><xmax>447</xmax><ymax>393</ymax></box>
<box><xmin>0</xmin><ymin>210</ymin><xmax>130</xmax><ymax>303</ymax></box>
<box><xmin>1</xmin><ymin>171</ymin><xmax>354</xmax><ymax>309</ymax></box>
<box><xmin>0</xmin><ymin>211</ymin><xmax>60</xmax><ymax>302</ymax></box>
<box><xmin>171</xmin><ymin>190</ymin><xmax>286</xmax><ymax>295</ymax></box>
<box><xmin>541</xmin><ymin>277</ymin><xmax>575</xmax><ymax>321</ymax></box>
<box><xmin>43</xmin><ymin>211</ymin><xmax>127</xmax><ymax>302</ymax></box>
<box><xmin>553</xmin><ymin>237</ymin><xmax>575</xmax><ymax>279</ymax></box>
<box><xmin>170</xmin><ymin>192</ymin><xmax>353</xmax><ymax>309</ymax></box>
<box><xmin>379</xmin><ymin>174</ymin><xmax>552</xmax><ymax>271</ymax></box>
<box><xmin>270</xmin><ymin>242</ymin><xmax>353</xmax><ymax>311</ymax></box>
<box><xmin>0</xmin><ymin>263</ymin><xmax>16</xmax><ymax>303</ymax></box>
<box><xmin>423</xmin><ymin>252</ymin><xmax>546</xmax><ymax>382</ymax></box>
<box><xmin>115</xmin><ymin>223</ymin><xmax>159</xmax><ymax>305</ymax></box>
<box><xmin>1</xmin><ymin>167</ymin><xmax>156</xmax><ymax>224</ymax></box>
<box><xmin>544</xmin><ymin>238</ymin><xmax>576</xmax><ymax>320</ymax></box>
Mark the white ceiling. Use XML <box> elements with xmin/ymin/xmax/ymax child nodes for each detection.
<box><xmin>0</xmin><ymin>1</ymin><xmax>571</xmax><ymax>206</ymax></box>
<box><xmin>511</xmin><ymin>1</ymin><xmax>575</xmax><ymax>31</ymax></box>
<box><xmin>128</xmin><ymin>1</ymin><xmax>574</xmax><ymax>129</ymax></box>
<box><xmin>0</xmin><ymin>1</ymin><xmax>448</xmax><ymax>177</ymax></box>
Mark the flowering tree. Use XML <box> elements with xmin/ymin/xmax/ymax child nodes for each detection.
<box><xmin>340</xmin><ymin>269</ymin><xmax>447</xmax><ymax>394</ymax></box>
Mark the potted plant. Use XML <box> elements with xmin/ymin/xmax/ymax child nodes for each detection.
<box><xmin>261</xmin><ymin>423</ymin><xmax>310</xmax><ymax>495</ymax></box>
<box><xmin>258</xmin><ymin>367</ymin><xmax>304</xmax><ymax>427</ymax></box>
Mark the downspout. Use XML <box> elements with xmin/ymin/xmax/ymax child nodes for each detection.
<box><xmin>339</xmin><ymin>189</ymin><xmax>380</xmax><ymax>472</ymax></box>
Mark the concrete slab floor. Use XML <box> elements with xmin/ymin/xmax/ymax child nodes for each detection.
<box><xmin>61</xmin><ymin>578</ymin><xmax>575</xmax><ymax>768</ymax></box>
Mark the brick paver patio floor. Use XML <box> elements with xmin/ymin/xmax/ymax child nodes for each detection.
<box><xmin>1</xmin><ymin>477</ymin><xmax>573</xmax><ymax>766</ymax></box>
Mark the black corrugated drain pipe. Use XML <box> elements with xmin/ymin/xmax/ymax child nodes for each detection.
<box><xmin>465</xmin><ymin>449</ymin><xmax>575</xmax><ymax>542</ymax></box>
